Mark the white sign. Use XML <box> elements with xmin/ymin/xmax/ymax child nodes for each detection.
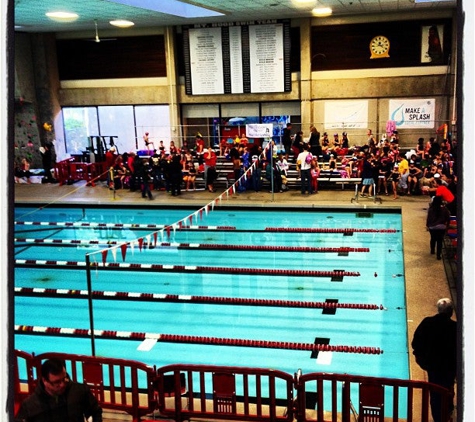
<box><xmin>189</xmin><ymin>27</ymin><xmax>224</xmax><ymax>95</ymax></box>
<box><xmin>249</xmin><ymin>24</ymin><xmax>285</xmax><ymax>93</ymax></box>
<box><xmin>389</xmin><ymin>98</ymin><xmax>435</xmax><ymax>128</ymax></box>
<box><xmin>324</xmin><ymin>100</ymin><xmax>368</xmax><ymax>129</ymax></box>
<box><xmin>246</xmin><ymin>124</ymin><xmax>273</xmax><ymax>138</ymax></box>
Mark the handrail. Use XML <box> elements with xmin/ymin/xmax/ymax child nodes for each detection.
<box><xmin>156</xmin><ymin>364</ymin><xmax>295</xmax><ymax>422</ymax></box>
<box><xmin>15</xmin><ymin>351</ymin><xmax>157</xmax><ymax>422</ymax></box>
<box><xmin>294</xmin><ymin>371</ymin><xmax>452</xmax><ymax>422</ymax></box>
<box><xmin>14</xmin><ymin>350</ymin><xmax>452</xmax><ymax>422</ymax></box>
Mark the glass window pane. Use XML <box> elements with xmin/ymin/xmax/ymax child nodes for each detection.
<box><xmin>135</xmin><ymin>105</ymin><xmax>171</xmax><ymax>151</ymax></box>
<box><xmin>98</xmin><ymin>106</ymin><xmax>135</xmax><ymax>154</ymax></box>
<box><xmin>63</xmin><ymin>107</ymin><xmax>99</xmax><ymax>155</ymax></box>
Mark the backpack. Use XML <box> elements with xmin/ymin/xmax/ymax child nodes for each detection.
<box><xmin>305</xmin><ymin>153</ymin><xmax>313</xmax><ymax>164</ymax></box>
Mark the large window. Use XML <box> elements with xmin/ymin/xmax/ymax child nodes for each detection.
<box><xmin>63</xmin><ymin>105</ymin><xmax>171</xmax><ymax>156</ymax></box>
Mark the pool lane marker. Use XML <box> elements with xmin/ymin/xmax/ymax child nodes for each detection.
<box><xmin>14</xmin><ymin>325</ymin><xmax>383</xmax><ymax>355</ymax></box>
<box><xmin>14</xmin><ymin>287</ymin><xmax>384</xmax><ymax>311</ymax></box>
<box><xmin>14</xmin><ymin>221</ymin><xmax>235</xmax><ymax>230</ymax></box>
<box><xmin>14</xmin><ymin>260</ymin><xmax>361</xmax><ymax>279</ymax></box>
<box><xmin>14</xmin><ymin>238</ymin><xmax>370</xmax><ymax>254</ymax></box>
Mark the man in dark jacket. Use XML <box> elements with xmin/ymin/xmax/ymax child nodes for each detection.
<box><xmin>15</xmin><ymin>358</ymin><xmax>102</xmax><ymax>422</ymax></box>
<box><xmin>412</xmin><ymin>298</ymin><xmax>457</xmax><ymax>422</ymax></box>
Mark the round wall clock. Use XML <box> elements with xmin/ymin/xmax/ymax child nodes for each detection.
<box><xmin>369</xmin><ymin>35</ymin><xmax>390</xmax><ymax>59</ymax></box>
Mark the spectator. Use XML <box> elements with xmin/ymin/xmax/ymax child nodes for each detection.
<box><xmin>388</xmin><ymin>163</ymin><xmax>401</xmax><ymax>199</ymax></box>
<box><xmin>407</xmin><ymin>160</ymin><xmax>423</xmax><ymax>195</ymax></box>
<box><xmin>308</xmin><ymin>125</ymin><xmax>321</xmax><ymax>157</ymax></box>
<box><xmin>412</xmin><ymin>298</ymin><xmax>456</xmax><ymax>422</ymax></box>
<box><xmin>359</xmin><ymin>154</ymin><xmax>375</xmax><ymax>197</ymax></box>
<box><xmin>291</xmin><ymin>130</ymin><xmax>304</xmax><ymax>159</ymax></box>
<box><xmin>432</xmin><ymin>175</ymin><xmax>455</xmax><ymax>204</ymax></box>
<box><xmin>377</xmin><ymin>157</ymin><xmax>391</xmax><ymax>196</ymax></box>
<box><xmin>135</xmin><ymin>158</ymin><xmax>153</xmax><ymax>199</ymax></box>
<box><xmin>228</xmin><ymin>143</ymin><xmax>242</xmax><ymax>182</ymax></box>
<box><xmin>397</xmin><ymin>155</ymin><xmax>409</xmax><ymax>195</ymax></box>
<box><xmin>297</xmin><ymin>143</ymin><xmax>314</xmax><ymax>195</ymax></box>
<box><xmin>41</xmin><ymin>141</ymin><xmax>55</xmax><ymax>183</ymax></box>
<box><xmin>14</xmin><ymin>158</ymin><xmax>32</xmax><ymax>184</ymax></box>
<box><xmin>15</xmin><ymin>358</ymin><xmax>103</xmax><ymax>422</ymax></box>
<box><xmin>250</xmin><ymin>155</ymin><xmax>262</xmax><ymax>192</ymax></box>
<box><xmin>204</xmin><ymin>148</ymin><xmax>217</xmax><ymax>192</ymax></box>
<box><xmin>183</xmin><ymin>160</ymin><xmax>197</xmax><ymax>191</ymax></box>
<box><xmin>282</xmin><ymin>123</ymin><xmax>293</xmax><ymax>161</ymax></box>
<box><xmin>310</xmin><ymin>159</ymin><xmax>320</xmax><ymax>193</ymax></box>
<box><xmin>265</xmin><ymin>161</ymin><xmax>283</xmax><ymax>193</ymax></box>
<box><xmin>425</xmin><ymin>195</ymin><xmax>451</xmax><ymax>259</ymax></box>
<box><xmin>169</xmin><ymin>152</ymin><xmax>183</xmax><ymax>196</ymax></box>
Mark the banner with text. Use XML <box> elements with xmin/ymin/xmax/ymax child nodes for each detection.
<box><xmin>324</xmin><ymin>100</ymin><xmax>368</xmax><ymax>130</ymax></box>
<box><xmin>246</xmin><ymin>124</ymin><xmax>274</xmax><ymax>138</ymax></box>
<box><xmin>389</xmin><ymin>98</ymin><xmax>436</xmax><ymax>128</ymax></box>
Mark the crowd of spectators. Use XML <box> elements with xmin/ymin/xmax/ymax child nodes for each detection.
<box><xmin>102</xmin><ymin>128</ymin><xmax>457</xmax><ymax>212</ymax></box>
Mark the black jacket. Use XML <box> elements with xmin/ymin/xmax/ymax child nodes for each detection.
<box><xmin>412</xmin><ymin>313</ymin><xmax>457</xmax><ymax>374</ymax></box>
<box><xmin>15</xmin><ymin>380</ymin><xmax>102</xmax><ymax>422</ymax></box>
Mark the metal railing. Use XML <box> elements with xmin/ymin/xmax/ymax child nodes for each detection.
<box><xmin>14</xmin><ymin>350</ymin><xmax>453</xmax><ymax>422</ymax></box>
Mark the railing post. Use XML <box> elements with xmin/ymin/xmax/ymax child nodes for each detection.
<box><xmin>85</xmin><ymin>254</ymin><xmax>96</xmax><ymax>356</ymax></box>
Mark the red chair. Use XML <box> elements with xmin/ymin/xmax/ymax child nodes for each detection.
<box><xmin>358</xmin><ymin>382</ymin><xmax>384</xmax><ymax>422</ymax></box>
<box><xmin>212</xmin><ymin>372</ymin><xmax>236</xmax><ymax>414</ymax></box>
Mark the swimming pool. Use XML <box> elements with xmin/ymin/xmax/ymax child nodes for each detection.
<box><xmin>14</xmin><ymin>205</ymin><xmax>409</xmax><ymax>387</ymax></box>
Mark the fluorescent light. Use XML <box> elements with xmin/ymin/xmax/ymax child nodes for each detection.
<box><xmin>106</xmin><ymin>0</ymin><xmax>224</xmax><ymax>18</ymax></box>
<box><xmin>45</xmin><ymin>11</ymin><xmax>79</xmax><ymax>22</ymax></box>
<box><xmin>312</xmin><ymin>6</ymin><xmax>332</xmax><ymax>16</ymax></box>
<box><xmin>110</xmin><ymin>20</ymin><xmax>135</xmax><ymax>28</ymax></box>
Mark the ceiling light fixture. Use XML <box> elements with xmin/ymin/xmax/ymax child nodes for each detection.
<box><xmin>110</xmin><ymin>20</ymin><xmax>135</xmax><ymax>28</ymax></box>
<box><xmin>45</xmin><ymin>11</ymin><xmax>79</xmax><ymax>22</ymax></box>
<box><xmin>312</xmin><ymin>6</ymin><xmax>332</xmax><ymax>16</ymax></box>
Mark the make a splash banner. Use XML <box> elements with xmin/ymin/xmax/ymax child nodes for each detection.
<box><xmin>389</xmin><ymin>99</ymin><xmax>435</xmax><ymax>129</ymax></box>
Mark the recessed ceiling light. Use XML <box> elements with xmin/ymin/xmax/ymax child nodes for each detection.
<box><xmin>45</xmin><ymin>11</ymin><xmax>79</xmax><ymax>22</ymax></box>
<box><xmin>312</xmin><ymin>6</ymin><xmax>332</xmax><ymax>16</ymax></box>
<box><xmin>110</xmin><ymin>20</ymin><xmax>135</xmax><ymax>28</ymax></box>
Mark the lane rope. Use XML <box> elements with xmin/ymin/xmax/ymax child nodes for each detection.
<box><xmin>14</xmin><ymin>325</ymin><xmax>383</xmax><ymax>355</ymax></box>
<box><xmin>15</xmin><ymin>287</ymin><xmax>384</xmax><ymax>310</ymax></box>
<box><xmin>14</xmin><ymin>238</ymin><xmax>369</xmax><ymax>253</ymax></box>
<box><xmin>14</xmin><ymin>259</ymin><xmax>361</xmax><ymax>277</ymax></box>
<box><xmin>265</xmin><ymin>228</ymin><xmax>398</xmax><ymax>233</ymax></box>
<box><xmin>14</xmin><ymin>221</ymin><xmax>235</xmax><ymax>230</ymax></box>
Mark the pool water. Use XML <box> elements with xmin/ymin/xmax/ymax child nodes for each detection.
<box><xmin>14</xmin><ymin>206</ymin><xmax>409</xmax><ymax>390</ymax></box>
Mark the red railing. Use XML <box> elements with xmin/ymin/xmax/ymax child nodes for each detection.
<box><xmin>294</xmin><ymin>370</ymin><xmax>452</xmax><ymax>422</ymax></box>
<box><xmin>54</xmin><ymin>159</ymin><xmax>108</xmax><ymax>186</ymax></box>
<box><xmin>14</xmin><ymin>350</ymin><xmax>453</xmax><ymax>422</ymax></box>
<box><xmin>14</xmin><ymin>350</ymin><xmax>156</xmax><ymax>422</ymax></box>
<box><xmin>155</xmin><ymin>364</ymin><xmax>295</xmax><ymax>422</ymax></box>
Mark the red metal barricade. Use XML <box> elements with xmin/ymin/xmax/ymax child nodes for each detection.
<box><xmin>14</xmin><ymin>350</ymin><xmax>157</xmax><ymax>422</ymax></box>
<box><xmin>14</xmin><ymin>350</ymin><xmax>453</xmax><ymax>422</ymax></box>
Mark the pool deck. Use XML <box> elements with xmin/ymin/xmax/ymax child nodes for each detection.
<box><xmin>13</xmin><ymin>181</ymin><xmax>458</xmax><ymax>420</ymax></box>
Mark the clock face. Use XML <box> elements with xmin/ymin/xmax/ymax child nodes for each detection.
<box><xmin>370</xmin><ymin>36</ymin><xmax>390</xmax><ymax>58</ymax></box>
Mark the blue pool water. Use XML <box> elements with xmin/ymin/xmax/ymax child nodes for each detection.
<box><xmin>14</xmin><ymin>205</ymin><xmax>409</xmax><ymax>392</ymax></box>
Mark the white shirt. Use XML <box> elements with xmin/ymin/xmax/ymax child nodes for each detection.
<box><xmin>276</xmin><ymin>158</ymin><xmax>289</xmax><ymax>174</ymax></box>
<box><xmin>298</xmin><ymin>151</ymin><xmax>312</xmax><ymax>170</ymax></box>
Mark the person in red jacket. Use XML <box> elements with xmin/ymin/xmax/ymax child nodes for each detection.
<box><xmin>203</xmin><ymin>148</ymin><xmax>217</xmax><ymax>192</ymax></box>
